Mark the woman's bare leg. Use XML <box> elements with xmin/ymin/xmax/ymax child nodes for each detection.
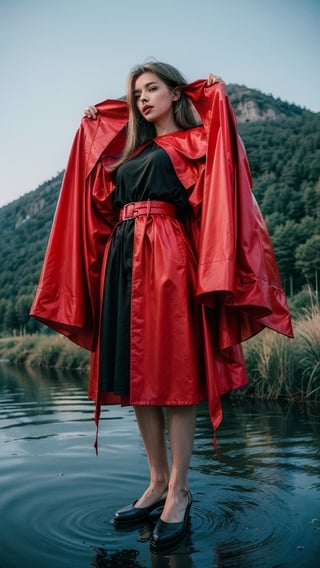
<box><xmin>161</xmin><ymin>405</ymin><xmax>195</xmax><ymax>522</ymax></box>
<box><xmin>133</xmin><ymin>405</ymin><xmax>169</xmax><ymax>507</ymax></box>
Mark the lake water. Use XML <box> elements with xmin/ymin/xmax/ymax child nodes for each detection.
<box><xmin>0</xmin><ymin>363</ymin><xmax>319</xmax><ymax>568</ymax></box>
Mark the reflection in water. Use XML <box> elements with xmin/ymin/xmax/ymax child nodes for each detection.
<box><xmin>0</xmin><ymin>363</ymin><xmax>319</xmax><ymax>568</ymax></box>
<box><xmin>92</xmin><ymin>540</ymin><xmax>194</xmax><ymax>568</ymax></box>
<box><xmin>92</xmin><ymin>548</ymin><xmax>143</xmax><ymax>567</ymax></box>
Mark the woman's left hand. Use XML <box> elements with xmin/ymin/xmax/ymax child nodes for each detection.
<box><xmin>83</xmin><ymin>105</ymin><xmax>98</xmax><ymax>119</ymax></box>
<box><xmin>206</xmin><ymin>73</ymin><xmax>223</xmax><ymax>86</ymax></box>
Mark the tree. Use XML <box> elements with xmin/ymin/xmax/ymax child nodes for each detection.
<box><xmin>16</xmin><ymin>295</ymin><xmax>33</xmax><ymax>335</ymax></box>
<box><xmin>295</xmin><ymin>235</ymin><xmax>320</xmax><ymax>290</ymax></box>
<box><xmin>302</xmin><ymin>181</ymin><xmax>320</xmax><ymax>219</ymax></box>
<box><xmin>272</xmin><ymin>220</ymin><xmax>302</xmax><ymax>293</ymax></box>
<box><xmin>0</xmin><ymin>299</ymin><xmax>9</xmax><ymax>334</ymax></box>
<box><xmin>4</xmin><ymin>300</ymin><xmax>19</xmax><ymax>335</ymax></box>
<box><xmin>264</xmin><ymin>211</ymin><xmax>285</xmax><ymax>235</ymax></box>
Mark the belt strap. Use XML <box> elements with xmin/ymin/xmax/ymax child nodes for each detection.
<box><xmin>119</xmin><ymin>200</ymin><xmax>177</xmax><ymax>221</ymax></box>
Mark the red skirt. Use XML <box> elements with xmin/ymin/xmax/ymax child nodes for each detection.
<box><xmin>89</xmin><ymin>200</ymin><xmax>207</xmax><ymax>408</ymax></box>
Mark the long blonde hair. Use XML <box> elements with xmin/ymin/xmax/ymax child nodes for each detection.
<box><xmin>116</xmin><ymin>62</ymin><xmax>199</xmax><ymax>167</ymax></box>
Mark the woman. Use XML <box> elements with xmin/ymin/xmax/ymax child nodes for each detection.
<box><xmin>31</xmin><ymin>62</ymin><xmax>293</xmax><ymax>550</ymax></box>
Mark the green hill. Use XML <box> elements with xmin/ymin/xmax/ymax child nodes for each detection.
<box><xmin>0</xmin><ymin>85</ymin><xmax>319</xmax><ymax>335</ymax></box>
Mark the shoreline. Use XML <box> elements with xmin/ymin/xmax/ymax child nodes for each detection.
<box><xmin>0</xmin><ymin>304</ymin><xmax>319</xmax><ymax>402</ymax></box>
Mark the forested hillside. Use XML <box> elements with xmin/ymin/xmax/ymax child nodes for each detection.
<box><xmin>0</xmin><ymin>173</ymin><xmax>63</xmax><ymax>334</ymax></box>
<box><xmin>0</xmin><ymin>85</ymin><xmax>319</xmax><ymax>335</ymax></box>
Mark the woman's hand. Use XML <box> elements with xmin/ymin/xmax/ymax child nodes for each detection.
<box><xmin>83</xmin><ymin>105</ymin><xmax>98</xmax><ymax>119</ymax></box>
<box><xmin>206</xmin><ymin>73</ymin><xmax>223</xmax><ymax>86</ymax></box>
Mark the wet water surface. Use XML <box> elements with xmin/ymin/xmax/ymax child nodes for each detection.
<box><xmin>0</xmin><ymin>363</ymin><xmax>319</xmax><ymax>567</ymax></box>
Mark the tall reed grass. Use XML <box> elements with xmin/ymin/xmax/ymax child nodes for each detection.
<box><xmin>0</xmin><ymin>334</ymin><xmax>90</xmax><ymax>371</ymax></box>
<box><xmin>242</xmin><ymin>303</ymin><xmax>320</xmax><ymax>401</ymax></box>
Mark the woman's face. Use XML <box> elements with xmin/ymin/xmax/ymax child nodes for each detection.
<box><xmin>133</xmin><ymin>72</ymin><xmax>179</xmax><ymax>131</ymax></box>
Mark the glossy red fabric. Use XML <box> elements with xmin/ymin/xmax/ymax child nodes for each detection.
<box><xmin>30</xmin><ymin>81</ymin><xmax>293</xmax><ymax>435</ymax></box>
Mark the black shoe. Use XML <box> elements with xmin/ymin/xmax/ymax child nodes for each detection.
<box><xmin>112</xmin><ymin>498</ymin><xmax>166</xmax><ymax>527</ymax></box>
<box><xmin>150</xmin><ymin>492</ymin><xmax>192</xmax><ymax>551</ymax></box>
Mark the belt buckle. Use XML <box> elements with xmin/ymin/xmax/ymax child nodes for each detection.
<box><xmin>125</xmin><ymin>202</ymin><xmax>136</xmax><ymax>218</ymax></box>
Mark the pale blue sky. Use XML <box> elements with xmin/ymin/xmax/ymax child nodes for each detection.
<box><xmin>0</xmin><ymin>0</ymin><xmax>319</xmax><ymax>207</ymax></box>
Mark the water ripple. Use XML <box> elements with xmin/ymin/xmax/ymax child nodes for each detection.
<box><xmin>1</xmin><ymin>366</ymin><xmax>320</xmax><ymax>567</ymax></box>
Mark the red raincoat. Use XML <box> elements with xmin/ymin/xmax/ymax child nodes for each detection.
<box><xmin>30</xmin><ymin>80</ymin><xmax>293</xmax><ymax>438</ymax></box>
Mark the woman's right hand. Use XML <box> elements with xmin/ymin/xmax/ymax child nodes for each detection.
<box><xmin>83</xmin><ymin>105</ymin><xmax>98</xmax><ymax>119</ymax></box>
<box><xmin>206</xmin><ymin>73</ymin><xmax>223</xmax><ymax>86</ymax></box>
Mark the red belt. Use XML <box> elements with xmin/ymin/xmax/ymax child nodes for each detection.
<box><xmin>119</xmin><ymin>200</ymin><xmax>177</xmax><ymax>221</ymax></box>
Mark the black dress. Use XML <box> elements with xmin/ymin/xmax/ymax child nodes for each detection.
<box><xmin>99</xmin><ymin>142</ymin><xmax>192</xmax><ymax>396</ymax></box>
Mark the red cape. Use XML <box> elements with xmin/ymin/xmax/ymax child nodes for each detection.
<box><xmin>31</xmin><ymin>81</ymin><xmax>293</xmax><ymax>433</ymax></box>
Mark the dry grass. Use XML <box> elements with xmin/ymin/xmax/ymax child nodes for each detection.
<box><xmin>242</xmin><ymin>302</ymin><xmax>320</xmax><ymax>401</ymax></box>
<box><xmin>0</xmin><ymin>334</ymin><xmax>90</xmax><ymax>371</ymax></box>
